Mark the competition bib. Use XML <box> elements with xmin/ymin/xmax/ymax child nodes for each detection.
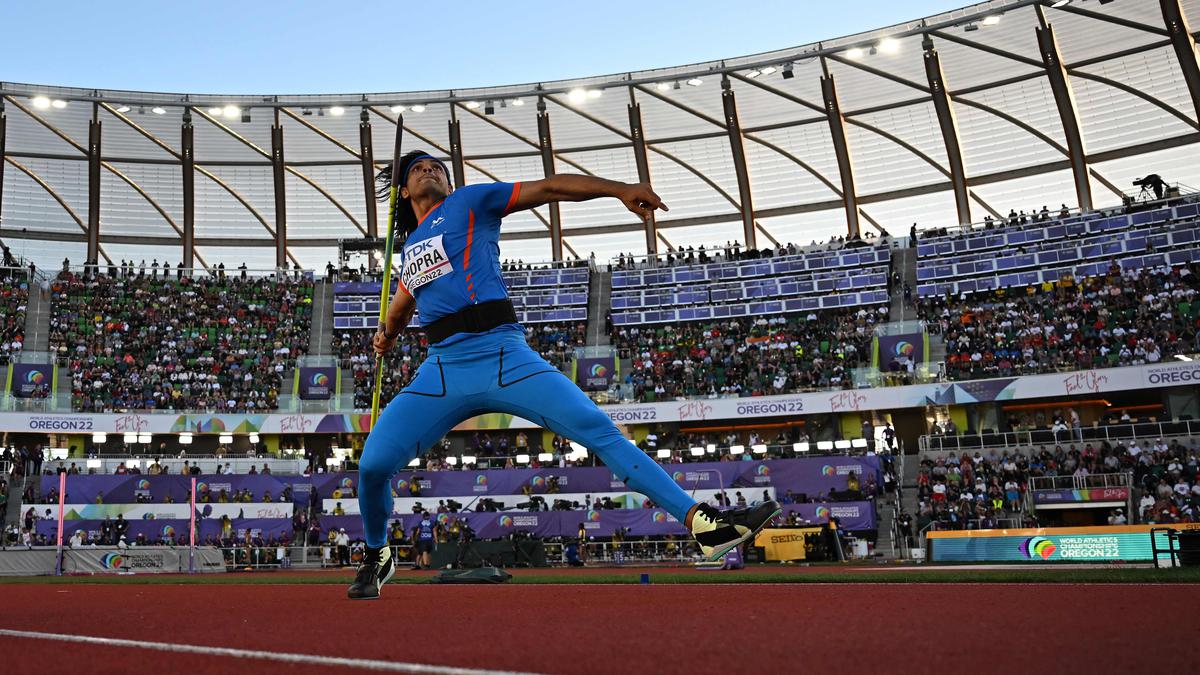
<box><xmin>402</xmin><ymin>234</ymin><xmax>452</xmax><ymax>291</ymax></box>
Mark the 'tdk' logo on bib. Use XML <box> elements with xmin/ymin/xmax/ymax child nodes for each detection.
<box><xmin>402</xmin><ymin>234</ymin><xmax>452</xmax><ymax>291</ymax></box>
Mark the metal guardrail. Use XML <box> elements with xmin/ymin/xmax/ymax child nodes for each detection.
<box><xmin>919</xmin><ymin>420</ymin><xmax>1200</xmax><ymax>455</ymax></box>
<box><xmin>1027</xmin><ymin>473</ymin><xmax>1132</xmax><ymax>492</ymax></box>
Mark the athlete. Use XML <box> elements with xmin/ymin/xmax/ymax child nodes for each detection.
<box><xmin>410</xmin><ymin>511</ymin><xmax>438</xmax><ymax>570</ymax></box>
<box><xmin>348</xmin><ymin>150</ymin><xmax>780</xmax><ymax>599</ymax></box>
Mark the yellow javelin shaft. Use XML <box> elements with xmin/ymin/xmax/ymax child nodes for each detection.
<box><xmin>370</xmin><ymin>184</ymin><xmax>401</xmax><ymax>428</ymax></box>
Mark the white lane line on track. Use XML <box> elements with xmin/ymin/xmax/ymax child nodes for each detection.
<box><xmin>0</xmin><ymin>629</ymin><xmax>546</xmax><ymax>675</ymax></box>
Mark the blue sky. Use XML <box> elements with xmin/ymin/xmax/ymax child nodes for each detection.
<box><xmin>3</xmin><ymin>0</ymin><xmax>957</xmax><ymax>94</ymax></box>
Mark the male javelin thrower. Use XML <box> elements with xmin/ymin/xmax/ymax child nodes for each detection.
<box><xmin>349</xmin><ymin>150</ymin><xmax>779</xmax><ymax>599</ymax></box>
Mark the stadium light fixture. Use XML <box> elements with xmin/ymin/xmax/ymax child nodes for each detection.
<box><xmin>445</xmin><ymin>456</ymin><xmax>458</xmax><ymax>466</ymax></box>
<box><xmin>32</xmin><ymin>96</ymin><xmax>51</xmax><ymax>109</ymax></box>
<box><xmin>690</xmin><ymin>447</ymin><xmax>705</xmax><ymax>457</ymax></box>
<box><xmin>410</xmin><ymin>104</ymin><xmax>425</xmax><ymax>113</ymax></box>
<box><xmin>92</xmin><ymin>432</ymin><xmax>107</xmax><ymax>444</ymax></box>
<box><xmin>516</xmin><ymin>453</ymin><xmax>530</xmax><ymax>464</ymax></box>
<box><xmin>465</xmin><ymin>100</ymin><xmax>481</xmax><ymax>109</ymax></box>
<box><xmin>390</xmin><ymin>105</ymin><xmax>406</xmax><ymax>113</ymax></box>
<box><xmin>706</xmin><ymin>444</ymin><xmax>717</xmax><ymax>454</ymax></box>
<box><xmin>586</xmin><ymin>89</ymin><xmax>602</xmax><ymax>100</ymax></box>
<box><xmin>781</xmin><ymin>63</ymin><xmax>794</xmax><ymax>79</ymax></box>
<box><xmin>834</xmin><ymin>440</ymin><xmax>852</xmax><ymax>450</ymax></box>
<box><xmin>249</xmin><ymin>433</ymin><xmax>260</xmax><ymax>444</ymax></box>
<box><xmin>851</xmin><ymin>438</ymin><xmax>869</xmax><ymax>448</ymax></box>
<box><xmin>729</xmin><ymin>445</ymin><xmax>745</xmax><ymax>455</ymax></box>
<box><xmin>846</xmin><ymin>48</ymin><xmax>865</xmax><ymax>60</ymax></box>
<box><xmin>51</xmin><ymin>99</ymin><xmax>68</xmax><ymax>109</ymax></box>
<box><xmin>655</xmin><ymin>82</ymin><xmax>671</xmax><ymax>91</ymax></box>
<box><xmin>656</xmin><ymin>449</ymin><xmax>671</xmax><ymax>459</ymax></box>
<box><xmin>461</xmin><ymin>455</ymin><xmax>477</xmax><ymax>465</ymax></box>
<box><xmin>982</xmin><ymin>15</ymin><xmax>1001</xmax><ymax>26</ymax></box>
<box><xmin>567</xmin><ymin>88</ymin><xmax>588</xmax><ymax>104</ymax></box>
<box><xmin>137</xmin><ymin>434</ymin><xmax>151</xmax><ymax>444</ymax></box>
<box><xmin>794</xmin><ymin>442</ymin><xmax>810</xmax><ymax>453</ymax></box>
<box><xmin>179</xmin><ymin>433</ymin><xmax>193</xmax><ymax>445</ymax></box>
<box><xmin>510</xmin><ymin>98</ymin><xmax>524</xmax><ymax>106</ymax></box>
<box><xmin>218</xmin><ymin>434</ymin><xmax>234</xmax><ymax>444</ymax></box>
<box><xmin>86</xmin><ymin>459</ymin><xmax>103</xmax><ymax>469</ymax></box>
<box><xmin>752</xmin><ymin>445</ymin><xmax>768</xmax><ymax>455</ymax></box>
<box><xmin>126</xmin><ymin>459</ymin><xmax>141</xmax><ymax>469</ymax></box>
<box><xmin>537</xmin><ymin>452</ymin><xmax>554</xmax><ymax>463</ymax></box>
<box><xmin>330</xmin><ymin>106</ymin><xmax>345</xmax><ymax>116</ymax></box>
<box><xmin>745</xmin><ymin>70</ymin><xmax>761</xmax><ymax>79</ymax></box>
<box><xmin>222</xmin><ymin>105</ymin><xmax>240</xmax><ymax>119</ymax></box>
<box><xmin>207</xmin><ymin>106</ymin><xmax>223</xmax><ymax>115</ymax></box>
<box><xmin>761</xmin><ymin>66</ymin><xmax>777</xmax><ymax>76</ymax></box>
<box><xmin>116</xmin><ymin>105</ymin><xmax>131</xmax><ymax>113</ymax></box>
<box><xmin>122</xmin><ymin>433</ymin><xmax>138</xmax><ymax>444</ymax></box>
<box><xmin>878</xmin><ymin>38</ymin><xmax>901</xmax><ymax>55</ymax></box>
<box><xmin>686</xmin><ymin>78</ymin><xmax>703</xmax><ymax>87</ymax></box>
<box><xmin>408</xmin><ymin>458</ymin><xmax>420</xmax><ymax>467</ymax></box>
<box><xmin>150</xmin><ymin>106</ymin><xmax>165</xmax><ymax>115</ymax></box>
<box><xmin>816</xmin><ymin>441</ymin><xmax>834</xmax><ymax>451</ymax></box>
<box><xmin>326</xmin><ymin>457</ymin><xmax>342</xmax><ymax>467</ymax></box>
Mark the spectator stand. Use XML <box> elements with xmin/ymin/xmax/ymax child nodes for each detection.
<box><xmin>0</xmin><ymin>350</ymin><xmax>58</xmax><ymax>412</ymax></box>
<box><xmin>0</xmin><ymin>266</ymin><xmax>31</xmax><ymax>368</ymax></box>
<box><xmin>919</xmin><ymin>419</ymin><xmax>1200</xmax><ymax>456</ymax></box>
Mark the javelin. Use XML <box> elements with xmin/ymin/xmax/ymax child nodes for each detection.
<box><xmin>370</xmin><ymin>116</ymin><xmax>404</xmax><ymax>428</ymax></box>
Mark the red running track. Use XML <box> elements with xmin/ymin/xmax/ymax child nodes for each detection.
<box><xmin>2</xmin><ymin>583</ymin><xmax>1198</xmax><ymax>674</ymax></box>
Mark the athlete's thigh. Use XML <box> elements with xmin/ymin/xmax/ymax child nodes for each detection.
<box><xmin>489</xmin><ymin>363</ymin><xmax>614</xmax><ymax>441</ymax></box>
<box><xmin>363</xmin><ymin>356</ymin><xmax>468</xmax><ymax>469</ymax></box>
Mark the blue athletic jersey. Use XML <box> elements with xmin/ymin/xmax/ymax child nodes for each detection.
<box><xmin>417</xmin><ymin>518</ymin><xmax>435</xmax><ymax>541</ymax></box>
<box><xmin>397</xmin><ymin>182</ymin><xmax>522</xmax><ymax>329</ymax></box>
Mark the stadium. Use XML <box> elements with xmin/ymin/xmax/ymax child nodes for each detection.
<box><xmin>1</xmin><ymin>0</ymin><xmax>1199</xmax><ymax>672</ymax></box>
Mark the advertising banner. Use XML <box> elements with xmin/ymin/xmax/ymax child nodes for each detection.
<box><xmin>754</xmin><ymin>527</ymin><xmax>823</xmax><ymax>561</ymax></box>
<box><xmin>873</xmin><ymin>333</ymin><xmax>928</xmax><ymax>370</ymax></box>
<box><xmin>297</xmin><ymin>367</ymin><xmax>338</xmax><ymax>400</ymax></box>
<box><xmin>38</xmin><ymin>519</ymin><xmax>296</xmax><ymax>545</ymax></box>
<box><xmin>574</xmin><ymin>356</ymin><xmax>616</xmax><ymax>392</ymax></box>
<box><xmin>43</xmin><ymin>475</ymin><xmax>292</xmax><ymax>505</ymax></box>
<box><xmin>9</xmin><ymin>363</ymin><xmax>52</xmax><ymax>398</ymax></box>
<box><xmin>928</xmin><ymin>525</ymin><xmax>1183</xmax><ymax>562</ymax></box>
<box><xmin>1032</xmin><ymin>487</ymin><xmax>1130</xmax><ymax>506</ymax></box>
<box><xmin>60</xmin><ymin>503</ymin><xmax>293</xmax><ymax>520</ymax></box>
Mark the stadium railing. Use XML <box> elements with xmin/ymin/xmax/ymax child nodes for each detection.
<box><xmin>917</xmin><ymin>420</ymin><xmax>1200</xmax><ymax>456</ymax></box>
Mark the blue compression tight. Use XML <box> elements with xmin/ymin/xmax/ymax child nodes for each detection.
<box><xmin>358</xmin><ymin>327</ymin><xmax>697</xmax><ymax>548</ymax></box>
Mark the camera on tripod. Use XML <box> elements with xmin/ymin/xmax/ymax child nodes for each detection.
<box><xmin>445</xmin><ymin>499</ymin><xmax>463</xmax><ymax>513</ymax></box>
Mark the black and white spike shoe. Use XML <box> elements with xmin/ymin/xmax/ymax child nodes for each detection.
<box><xmin>688</xmin><ymin>501</ymin><xmax>782</xmax><ymax>561</ymax></box>
<box><xmin>347</xmin><ymin>546</ymin><xmax>395</xmax><ymax>600</ymax></box>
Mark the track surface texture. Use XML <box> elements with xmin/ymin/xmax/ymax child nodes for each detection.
<box><xmin>2</xmin><ymin>583</ymin><xmax>1198</xmax><ymax>674</ymax></box>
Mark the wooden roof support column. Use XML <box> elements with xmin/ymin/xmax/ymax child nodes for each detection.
<box><xmin>536</xmin><ymin>99</ymin><xmax>563</xmax><ymax>262</ymax></box>
<box><xmin>721</xmin><ymin>76</ymin><xmax>757</xmax><ymax>250</ymax></box>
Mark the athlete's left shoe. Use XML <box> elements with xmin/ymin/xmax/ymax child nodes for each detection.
<box><xmin>688</xmin><ymin>500</ymin><xmax>782</xmax><ymax>561</ymax></box>
<box><xmin>347</xmin><ymin>546</ymin><xmax>395</xmax><ymax>600</ymax></box>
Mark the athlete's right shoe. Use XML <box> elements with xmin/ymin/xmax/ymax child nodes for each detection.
<box><xmin>347</xmin><ymin>546</ymin><xmax>395</xmax><ymax>600</ymax></box>
<box><xmin>688</xmin><ymin>501</ymin><xmax>782</xmax><ymax>561</ymax></box>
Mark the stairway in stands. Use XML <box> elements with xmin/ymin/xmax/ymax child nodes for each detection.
<box><xmin>308</xmin><ymin>278</ymin><xmax>334</xmax><ymax>357</ymax></box>
<box><xmin>888</xmin><ymin>246</ymin><xmax>919</xmax><ymax>322</ymax></box>
<box><xmin>585</xmin><ymin>267</ymin><xmax>612</xmax><ymax>348</ymax></box>
<box><xmin>23</xmin><ymin>281</ymin><xmax>50</xmax><ymax>353</ymax></box>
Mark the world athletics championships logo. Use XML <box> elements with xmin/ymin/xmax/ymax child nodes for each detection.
<box><xmin>101</xmin><ymin>552</ymin><xmax>124</xmax><ymax>570</ymax></box>
<box><xmin>671</xmin><ymin>471</ymin><xmax>685</xmax><ymax>483</ymax></box>
<box><xmin>652</xmin><ymin>511</ymin><xmax>667</xmax><ymax>523</ymax></box>
<box><xmin>756</xmin><ymin>465</ymin><xmax>770</xmax><ymax>477</ymax></box>
<box><xmin>475</xmin><ymin>475</ymin><xmax>488</xmax><ymax>486</ymax></box>
<box><xmin>136</xmin><ymin>479</ymin><xmax>151</xmax><ymax>490</ymax></box>
<box><xmin>498</xmin><ymin>515</ymin><xmax>514</xmax><ymax>528</ymax></box>
<box><xmin>395</xmin><ymin>479</ymin><xmax>409</xmax><ymax>492</ymax></box>
<box><xmin>311</xmin><ymin>372</ymin><xmax>330</xmax><ymax>386</ymax></box>
<box><xmin>893</xmin><ymin>341</ymin><xmax>916</xmax><ymax>358</ymax></box>
<box><xmin>437</xmin><ymin>513</ymin><xmax>450</xmax><ymax>525</ymax></box>
<box><xmin>586</xmin><ymin>510</ymin><xmax>602</xmax><ymax>522</ymax></box>
<box><xmin>25</xmin><ymin>369</ymin><xmax>45</xmax><ymax>385</ymax></box>
<box><xmin>590</xmin><ymin>364</ymin><xmax>608</xmax><ymax>378</ymax></box>
<box><xmin>161</xmin><ymin>525</ymin><xmax>176</xmax><ymax>539</ymax></box>
<box><xmin>196</xmin><ymin>481</ymin><xmax>210</xmax><ymax>493</ymax></box>
<box><xmin>340</xmin><ymin>477</ymin><xmax>355</xmax><ymax>489</ymax></box>
<box><xmin>821</xmin><ymin>465</ymin><xmax>835</xmax><ymax>477</ymax></box>
<box><xmin>530</xmin><ymin>476</ymin><xmax>545</xmax><ymax>488</ymax></box>
<box><xmin>1020</xmin><ymin>536</ymin><xmax>1057</xmax><ymax>560</ymax></box>
<box><xmin>815</xmin><ymin>506</ymin><xmax>830</xmax><ymax>519</ymax></box>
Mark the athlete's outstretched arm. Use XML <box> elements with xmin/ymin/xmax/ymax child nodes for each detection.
<box><xmin>510</xmin><ymin>175</ymin><xmax>668</xmax><ymax>222</ymax></box>
<box><xmin>373</xmin><ymin>286</ymin><xmax>416</xmax><ymax>356</ymax></box>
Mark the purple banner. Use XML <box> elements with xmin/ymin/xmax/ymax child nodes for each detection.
<box><xmin>875</xmin><ymin>332</ymin><xmax>926</xmax><ymax>370</ymax></box>
<box><xmin>298</xmin><ymin>367</ymin><xmax>338</xmax><ymax>400</ymax></box>
<box><xmin>10</xmin><ymin>363</ymin><xmax>52</xmax><ymax>398</ymax></box>
<box><xmin>575</xmin><ymin>356</ymin><xmax>616</xmax><ymax>391</ymax></box>
<box><xmin>39</xmin><ymin>518</ymin><xmax>296</xmax><ymax>544</ymax></box>
<box><xmin>42</xmin><ymin>475</ymin><xmax>292</xmax><ymax>504</ymax></box>
<box><xmin>1032</xmin><ymin>487</ymin><xmax>1130</xmax><ymax>504</ymax></box>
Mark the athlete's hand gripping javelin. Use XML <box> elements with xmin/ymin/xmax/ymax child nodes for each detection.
<box><xmin>371</xmin><ymin>172</ymin><xmax>668</xmax><ymax>357</ymax></box>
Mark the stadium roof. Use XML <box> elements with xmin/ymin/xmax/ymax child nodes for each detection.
<box><xmin>2</xmin><ymin>0</ymin><xmax>1199</xmax><ymax>270</ymax></box>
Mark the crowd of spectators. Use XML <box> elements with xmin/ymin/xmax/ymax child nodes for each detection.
<box><xmin>916</xmin><ymin>450</ymin><xmax>1033</xmax><ymax>533</ymax></box>
<box><xmin>611</xmin><ymin>233</ymin><xmax>890</xmax><ymax>271</ymax></box>
<box><xmin>612</xmin><ymin>308</ymin><xmax>887</xmax><ymax>402</ymax></box>
<box><xmin>920</xmin><ymin>262</ymin><xmax>1200</xmax><ymax>381</ymax></box>
<box><xmin>49</xmin><ymin>269</ymin><xmax>314</xmax><ymax>412</ymax></box>
<box><xmin>337</xmin><ymin>322</ymin><xmax>585</xmax><ymax>409</ymax></box>
<box><xmin>0</xmin><ymin>270</ymin><xmax>28</xmax><ymax>367</ymax></box>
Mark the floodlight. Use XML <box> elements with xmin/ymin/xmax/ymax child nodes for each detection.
<box><xmin>516</xmin><ymin>454</ymin><xmax>530</xmax><ymax>464</ymax></box>
<box><xmin>730</xmin><ymin>445</ymin><xmax>745</xmax><ymax>455</ymax></box>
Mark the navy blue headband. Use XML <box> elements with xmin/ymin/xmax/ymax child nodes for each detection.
<box><xmin>401</xmin><ymin>154</ymin><xmax>450</xmax><ymax>187</ymax></box>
